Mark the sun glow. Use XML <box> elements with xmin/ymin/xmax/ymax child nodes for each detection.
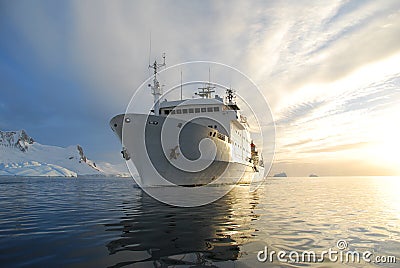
<box><xmin>274</xmin><ymin>52</ymin><xmax>400</xmax><ymax>175</ymax></box>
<box><xmin>366</xmin><ymin>106</ymin><xmax>400</xmax><ymax>175</ymax></box>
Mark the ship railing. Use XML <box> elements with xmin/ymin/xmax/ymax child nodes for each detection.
<box><xmin>208</xmin><ymin>130</ymin><xmax>231</xmax><ymax>144</ymax></box>
<box><xmin>217</xmin><ymin>132</ymin><xmax>226</xmax><ymax>141</ymax></box>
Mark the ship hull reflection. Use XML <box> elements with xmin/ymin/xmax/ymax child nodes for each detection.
<box><xmin>105</xmin><ymin>185</ymin><xmax>260</xmax><ymax>267</ymax></box>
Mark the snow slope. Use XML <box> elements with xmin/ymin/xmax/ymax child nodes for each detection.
<box><xmin>0</xmin><ymin>130</ymin><xmax>128</xmax><ymax>177</ymax></box>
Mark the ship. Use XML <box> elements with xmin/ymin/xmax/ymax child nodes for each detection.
<box><xmin>110</xmin><ymin>56</ymin><xmax>265</xmax><ymax>186</ymax></box>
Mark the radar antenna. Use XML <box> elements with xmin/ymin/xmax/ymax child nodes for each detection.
<box><xmin>195</xmin><ymin>68</ymin><xmax>215</xmax><ymax>99</ymax></box>
<box><xmin>148</xmin><ymin>53</ymin><xmax>166</xmax><ymax>115</ymax></box>
<box><xmin>195</xmin><ymin>84</ymin><xmax>215</xmax><ymax>99</ymax></box>
<box><xmin>226</xmin><ymin>88</ymin><xmax>236</xmax><ymax>104</ymax></box>
<box><xmin>225</xmin><ymin>88</ymin><xmax>240</xmax><ymax>110</ymax></box>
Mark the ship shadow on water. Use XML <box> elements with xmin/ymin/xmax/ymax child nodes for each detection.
<box><xmin>104</xmin><ymin>184</ymin><xmax>261</xmax><ymax>267</ymax></box>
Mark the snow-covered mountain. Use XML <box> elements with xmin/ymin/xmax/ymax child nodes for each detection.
<box><xmin>0</xmin><ymin>130</ymin><xmax>129</xmax><ymax>177</ymax></box>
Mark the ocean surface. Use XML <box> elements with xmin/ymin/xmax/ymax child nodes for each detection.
<box><xmin>0</xmin><ymin>176</ymin><xmax>399</xmax><ymax>267</ymax></box>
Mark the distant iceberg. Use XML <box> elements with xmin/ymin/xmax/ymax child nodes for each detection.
<box><xmin>0</xmin><ymin>130</ymin><xmax>129</xmax><ymax>177</ymax></box>
<box><xmin>0</xmin><ymin>161</ymin><xmax>77</xmax><ymax>177</ymax></box>
<box><xmin>273</xmin><ymin>172</ymin><xmax>287</xmax><ymax>177</ymax></box>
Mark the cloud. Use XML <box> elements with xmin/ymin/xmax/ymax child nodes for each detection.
<box><xmin>4</xmin><ymin>1</ymin><xmax>399</xmax><ymax>110</ymax></box>
<box><xmin>241</xmin><ymin>0</ymin><xmax>400</xmax><ymax>106</ymax></box>
<box><xmin>275</xmin><ymin>100</ymin><xmax>325</xmax><ymax>126</ymax></box>
<box><xmin>302</xmin><ymin>142</ymin><xmax>370</xmax><ymax>154</ymax></box>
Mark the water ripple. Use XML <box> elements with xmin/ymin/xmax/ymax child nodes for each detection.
<box><xmin>0</xmin><ymin>176</ymin><xmax>399</xmax><ymax>267</ymax></box>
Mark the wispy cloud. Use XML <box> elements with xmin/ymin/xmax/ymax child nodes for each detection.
<box><xmin>302</xmin><ymin>142</ymin><xmax>370</xmax><ymax>154</ymax></box>
<box><xmin>275</xmin><ymin>100</ymin><xmax>326</xmax><ymax>126</ymax></box>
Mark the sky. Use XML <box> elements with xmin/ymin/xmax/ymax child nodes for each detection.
<box><xmin>1</xmin><ymin>0</ymin><xmax>399</xmax><ymax>176</ymax></box>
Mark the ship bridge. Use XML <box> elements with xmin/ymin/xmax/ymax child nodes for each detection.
<box><xmin>158</xmin><ymin>88</ymin><xmax>248</xmax><ymax>141</ymax></box>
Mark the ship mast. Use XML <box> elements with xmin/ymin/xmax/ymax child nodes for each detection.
<box><xmin>148</xmin><ymin>53</ymin><xmax>166</xmax><ymax>115</ymax></box>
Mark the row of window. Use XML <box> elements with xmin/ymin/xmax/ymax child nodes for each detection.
<box><xmin>164</xmin><ymin>106</ymin><xmax>220</xmax><ymax>115</ymax></box>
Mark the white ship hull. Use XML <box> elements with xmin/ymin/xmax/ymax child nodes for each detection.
<box><xmin>110</xmin><ymin>113</ymin><xmax>265</xmax><ymax>186</ymax></box>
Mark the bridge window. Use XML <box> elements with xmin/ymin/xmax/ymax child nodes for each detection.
<box><xmin>188</xmin><ymin>108</ymin><xmax>194</xmax><ymax>113</ymax></box>
<box><xmin>164</xmin><ymin>110</ymin><xmax>170</xmax><ymax>115</ymax></box>
<box><xmin>201</xmin><ymin>107</ymin><xmax>206</xmax><ymax>112</ymax></box>
<box><xmin>213</xmin><ymin>107</ymin><xmax>220</xmax><ymax>112</ymax></box>
<box><xmin>171</xmin><ymin>110</ymin><xmax>176</xmax><ymax>114</ymax></box>
<box><xmin>182</xmin><ymin>109</ymin><xmax>188</xmax><ymax>114</ymax></box>
<box><xmin>207</xmin><ymin>107</ymin><xmax>213</xmax><ymax>112</ymax></box>
<box><xmin>195</xmin><ymin>108</ymin><xmax>200</xmax><ymax>113</ymax></box>
<box><xmin>176</xmin><ymin>109</ymin><xmax>182</xmax><ymax>114</ymax></box>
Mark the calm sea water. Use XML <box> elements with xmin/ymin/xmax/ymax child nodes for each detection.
<box><xmin>0</xmin><ymin>176</ymin><xmax>399</xmax><ymax>267</ymax></box>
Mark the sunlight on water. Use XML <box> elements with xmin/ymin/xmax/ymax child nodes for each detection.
<box><xmin>372</xmin><ymin>177</ymin><xmax>400</xmax><ymax>219</ymax></box>
<box><xmin>0</xmin><ymin>176</ymin><xmax>399</xmax><ymax>267</ymax></box>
